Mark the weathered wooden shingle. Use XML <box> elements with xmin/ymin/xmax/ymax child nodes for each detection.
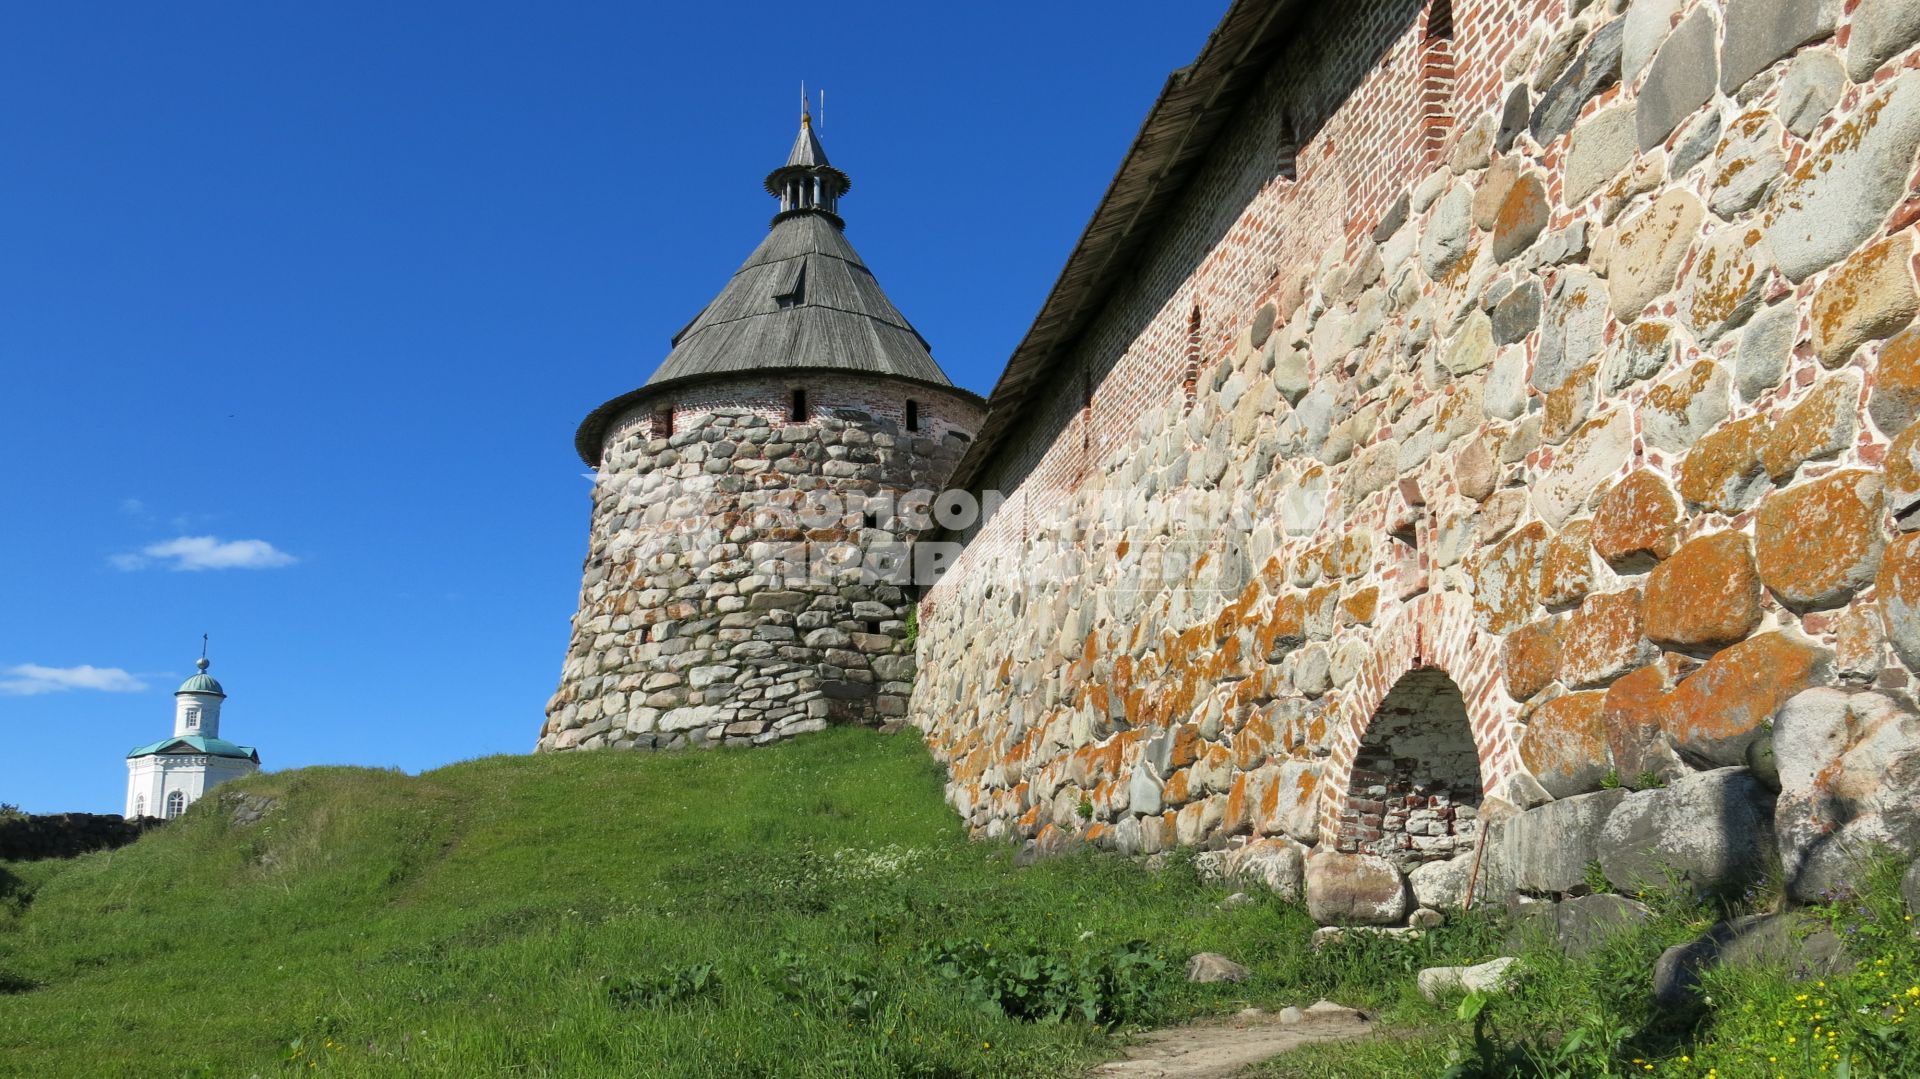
<box><xmin>646</xmin><ymin>213</ymin><xmax>948</xmax><ymax>387</ymax></box>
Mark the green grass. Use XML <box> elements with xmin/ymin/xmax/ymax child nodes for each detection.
<box><xmin>1261</xmin><ymin>863</ymin><xmax>1920</xmax><ymax>1079</ymax></box>
<box><xmin>0</xmin><ymin>730</ymin><xmax>1500</xmax><ymax>1078</ymax></box>
<box><xmin>6</xmin><ymin>730</ymin><xmax>1914</xmax><ymax>1078</ymax></box>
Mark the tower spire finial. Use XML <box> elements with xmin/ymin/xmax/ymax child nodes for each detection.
<box><xmin>767</xmin><ymin>93</ymin><xmax>850</xmax><ymax>229</ymax></box>
<box><xmin>198</xmin><ymin>633</ymin><xmax>210</xmax><ymax>672</ymax></box>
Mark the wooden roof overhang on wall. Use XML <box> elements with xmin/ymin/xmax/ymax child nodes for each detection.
<box><xmin>947</xmin><ymin>0</ymin><xmax>1306</xmax><ymax>493</ymax></box>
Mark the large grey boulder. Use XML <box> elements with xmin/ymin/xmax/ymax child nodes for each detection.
<box><xmin>1656</xmin><ymin>914</ymin><xmax>1851</xmax><ymax>1010</ymax></box>
<box><xmin>1186</xmin><ymin>952</ymin><xmax>1252</xmax><ymax>984</ymax></box>
<box><xmin>1418</xmin><ymin>957</ymin><xmax>1519</xmax><ymax>1001</ymax></box>
<box><xmin>1419</xmin><ymin>181</ymin><xmax>1476</xmax><ymax>278</ymax></box>
<box><xmin>1305</xmin><ymin>851</ymin><xmax>1412</xmax><ymax>926</ymax></box>
<box><xmin>1566</xmin><ymin>104</ymin><xmax>1636</xmax><ymax>203</ymax></box>
<box><xmin>1223</xmin><ymin>837</ymin><xmax>1306</xmax><ymax>901</ymax></box>
<box><xmin>1534</xmin><ymin>268</ymin><xmax>1609</xmax><ymax>392</ymax></box>
<box><xmin>1532</xmin><ymin>18</ymin><xmax>1626</xmax><ymax>145</ymax></box>
<box><xmin>1550</xmin><ymin>893</ymin><xmax>1654</xmax><ymax>957</ymax></box>
<box><xmin>1623</xmin><ymin>0</ymin><xmax>1683</xmax><ymax>80</ymax></box>
<box><xmin>1774</xmin><ymin>688</ymin><xmax>1920</xmax><ymax>901</ymax></box>
<box><xmin>1597</xmin><ymin>768</ymin><xmax>1776</xmax><ymax>897</ymax></box>
<box><xmin>1847</xmin><ymin>0</ymin><xmax>1920</xmax><ymax>81</ymax></box>
<box><xmin>1409</xmin><ymin>852</ymin><xmax>1479</xmax><ymax>910</ymax></box>
<box><xmin>1765</xmin><ymin>70</ymin><xmax>1920</xmax><ymax>282</ymax></box>
<box><xmin>1497</xmin><ymin>82</ymin><xmax>1531</xmax><ymax>153</ymax></box>
<box><xmin>1780</xmin><ymin>50</ymin><xmax>1846</xmax><ymax>137</ymax></box>
<box><xmin>1488</xmin><ymin>789</ymin><xmax>1628</xmax><ymax>895</ymax></box>
<box><xmin>1735</xmin><ymin>302</ymin><xmax>1796</xmax><ymax>402</ymax></box>
<box><xmin>1718</xmin><ymin>913</ymin><xmax>1851</xmax><ymax>978</ymax></box>
<box><xmin>1638</xmin><ymin>6</ymin><xmax>1719</xmax><ymax>151</ymax></box>
<box><xmin>1721</xmin><ymin>0</ymin><xmax>1839</xmax><ymax>94</ymax></box>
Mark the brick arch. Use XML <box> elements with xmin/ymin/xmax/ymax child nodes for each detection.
<box><xmin>1316</xmin><ymin>591</ymin><xmax>1525</xmax><ymax>842</ymax></box>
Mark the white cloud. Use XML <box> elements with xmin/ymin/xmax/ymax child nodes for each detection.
<box><xmin>111</xmin><ymin>535</ymin><xmax>298</xmax><ymax>572</ymax></box>
<box><xmin>0</xmin><ymin>664</ymin><xmax>148</xmax><ymax>696</ymax></box>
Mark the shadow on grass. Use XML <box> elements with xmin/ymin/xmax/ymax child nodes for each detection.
<box><xmin>0</xmin><ymin>863</ymin><xmax>39</xmax><ymax>993</ymax></box>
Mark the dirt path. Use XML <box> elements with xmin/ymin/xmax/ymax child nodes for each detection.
<box><xmin>1088</xmin><ymin>1005</ymin><xmax>1375</xmax><ymax>1078</ymax></box>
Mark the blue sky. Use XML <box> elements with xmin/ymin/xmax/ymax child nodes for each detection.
<box><xmin>1</xmin><ymin>1</ymin><xmax>1228</xmax><ymax>813</ymax></box>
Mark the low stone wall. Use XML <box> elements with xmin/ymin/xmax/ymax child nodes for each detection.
<box><xmin>916</xmin><ymin>0</ymin><xmax>1920</xmax><ymax>921</ymax></box>
<box><xmin>0</xmin><ymin>813</ymin><xmax>162</xmax><ymax>862</ymax></box>
<box><xmin>543</xmin><ymin>378</ymin><xmax>982</xmax><ymax>751</ymax></box>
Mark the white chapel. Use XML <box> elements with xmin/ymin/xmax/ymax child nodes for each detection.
<box><xmin>124</xmin><ymin>654</ymin><xmax>261</xmax><ymax>819</ymax></box>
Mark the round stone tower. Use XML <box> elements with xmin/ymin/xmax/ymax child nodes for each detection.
<box><xmin>541</xmin><ymin>108</ymin><xmax>985</xmax><ymax>752</ymax></box>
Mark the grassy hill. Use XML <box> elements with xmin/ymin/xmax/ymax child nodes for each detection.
<box><xmin>0</xmin><ymin>730</ymin><xmax>1467</xmax><ymax>1078</ymax></box>
<box><xmin>9</xmin><ymin>730</ymin><xmax>1913</xmax><ymax>1078</ymax></box>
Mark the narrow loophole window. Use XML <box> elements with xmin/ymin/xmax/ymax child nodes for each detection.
<box><xmin>905</xmin><ymin>399</ymin><xmax>920</xmax><ymax>432</ymax></box>
<box><xmin>654</xmin><ymin>406</ymin><xmax>674</xmax><ymax>437</ymax></box>
<box><xmin>790</xmin><ymin>388</ymin><xmax>807</xmax><ymax>422</ymax></box>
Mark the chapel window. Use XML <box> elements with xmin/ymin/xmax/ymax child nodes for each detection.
<box><xmin>165</xmin><ymin>791</ymin><xmax>185</xmax><ymax>819</ymax></box>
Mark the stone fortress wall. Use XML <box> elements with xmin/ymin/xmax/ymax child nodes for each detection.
<box><xmin>916</xmin><ymin>0</ymin><xmax>1920</xmax><ymax>923</ymax></box>
<box><xmin>542</xmin><ymin>373</ymin><xmax>982</xmax><ymax>751</ymax></box>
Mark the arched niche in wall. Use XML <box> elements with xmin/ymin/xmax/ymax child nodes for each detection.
<box><xmin>1337</xmin><ymin>666</ymin><xmax>1483</xmax><ymax>870</ymax></box>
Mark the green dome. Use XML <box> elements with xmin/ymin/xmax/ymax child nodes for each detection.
<box><xmin>177</xmin><ymin>658</ymin><xmax>225</xmax><ymax>697</ymax></box>
<box><xmin>177</xmin><ymin>673</ymin><xmax>225</xmax><ymax>696</ymax></box>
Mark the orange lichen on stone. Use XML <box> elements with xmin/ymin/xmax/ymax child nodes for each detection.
<box><xmin>1223</xmin><ymin>767</ymin><xmax>1275</xmax><ymax>836</ymax></box>
<box><xmin>1872</xmin><ymin>325</ymin><xmax>1920</xmax><ymax>436</ymax></box>
<box><xmin>1337</xmin><ymin>534</ymin><xmax>1373</xmax><ymax>578</ymax></box>
<box><xmin>1307</xmin><ymin>583</ymin><xmax>1342</xmax><ymax>639</ymax></box>
<box><xmin>1833</xmin><ymin>602</ymin><xmax>1888</xmax><ymax>677</ymax></box>
<box><xmin>1168</xmin><ymin>724</ymin><xmax>1204</xmax><ymax>770</ymax></box>
<box><xmin>1662</xmin><ymin>632</ymin><xmax>1830</xmax><ymax>766</ymax></box>
<box><xmin>1518</xmin><ymin>690</ymin><xmax>1613</xmax><ymax>797</ymax></box>
<box><xmin>1876</xmin><ymin>532</ymin><xmax>1920</xmax><ymax>669</ymax></box>
<box><xmin>1678</xmin><ymin>414</ymin><xmax>1771</xmax><ymax>511</ymax></box>
<box><xmin>1256</xmin><ymin>771</ymin><xmax>1283</xmax><ymax>829</ymax></box>
<box><xmin>1017</xmin><ymin>802</ymin><xmax>1045</xmax><ymax>836</ymax></box>
<box><xmin>1558</xmin><ymin>588</ymin><xmax>1654</xmax><ymax>688</ymax></box>
<box><xmin>1602</xmin><ymin>658</ymin><xmax>1681</xmax><ymax>783</ymax></box>
<box><xmin>1503</xmin><ymin>616</ymin><xmax>1564</xmax><ymax>701</ymax></box>
<box><xmin>1810</xmin><ymin>232</ymin><xmax>1918</xmax><ymax>367</ymax></box>
<box><xmin>1541</xmin><ymin>519</ymin><xmax>1598</xmax><ymax>607</ymax></box>
<box><xmin>1162</xmin><ymin>767</ymin><xmax>1193</xmax><ymax>808</ymax></box>
<box><xmin>1643</xmin><ymin>531</ymin><xmax>1764</xmax><ymax>647</ymax></box>
<box><xmin>1762</xmin><ymin>373</ymin><xmax>1861</xmax><ymax>480</ymax></box>
<box><xmin>1682</xmin><ymin>226</ymin><xmax>1771</xmax><ymax>337</ymax></box>
<box><xmin>1544</xmin><ymin>370</ymin><xmax>1597</xmax><ymax>444</ymax></box>
<box><xmin>1493</xmin><ymin>171</ymin><xmax>1551</xmax><ymax>262</ymax></box>
<box><xmin>1755</xmin><ymin>469</ymin><xmax>1887</xmax><ymax>609</ymax></box>
<box><xmin>1591</xmin><ymin>470</ymin><xmax>1682</xmax><ymax>567</ymax></box>
<box><xmin>1339</xmin><ymin>586</ymin><xmax>1380</xmax><ymax>625</ymax></box>
<box><xmin>1469</xmin><ymin>520</ymin><xmax>1551</xmax><ymax>633</ymax></box>
<box><xmin>1258</xmin><ymin>764</ymin><xmax>1319</xmax><ymax>838</ymax></box>
<box><xmin>1259</xmin><ymin>592</ymin><xmax>1308</xmax><ymax>659</ymax></box>
<box><xmin>1234</xmin><ymin>710</ymin><xmax>1275</xmax><ymax>770</ymax></box>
